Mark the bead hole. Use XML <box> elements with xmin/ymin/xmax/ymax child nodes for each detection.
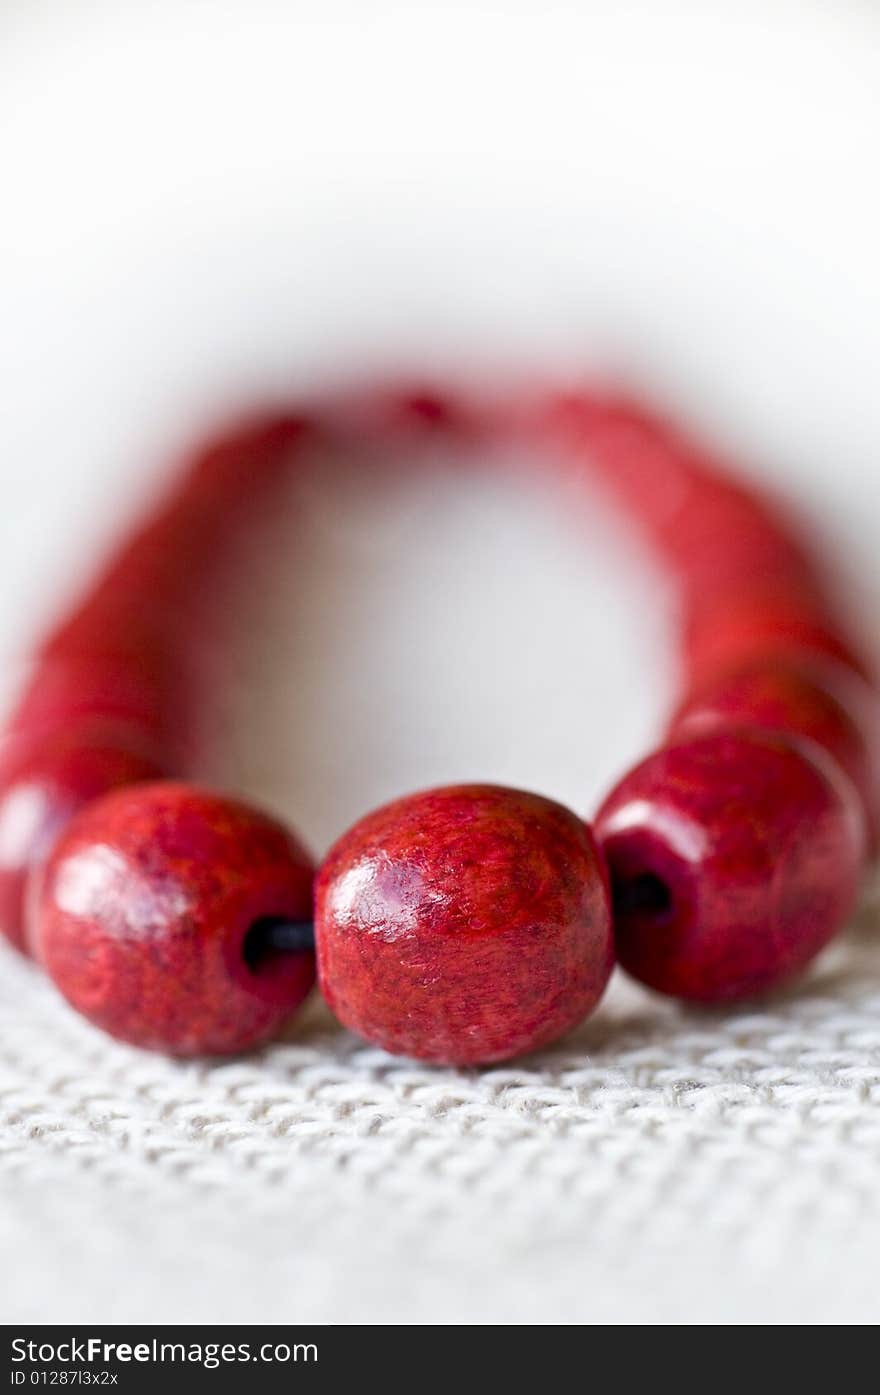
<box><xmin>612</xmin><ymin>872</ymin><xmax>673</xmax><ymax>922</ymax></box>
<box><xmin>242</xmin><ymin>917</ymin><xmax>315</xmax><ymax>976</ymax></box>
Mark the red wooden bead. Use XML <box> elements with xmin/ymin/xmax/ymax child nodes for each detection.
<box><xmin>0</xmin><ymin>724</ymin><xmax>167</xmax><ymax>954</ymax></box>
<box><xmin>669</xmin><ymin>658</ymin><xmax>880</xmax><ymax>844</ymax></box>
<box><xmin>595</xmin><ymin>731</ymin><xmax>865</xmax><ymax>1003</ymax></box>
<box><xmin>542</xmin><ymin>393</ymin><xmax>821</xmax><ymax>592</ymax></box>
<box><xmin>36</xmin><ymin>782</ymin><xmax>315</xmax><ymax>1055</ymax></box>
<box><xmin>682</xmin><ymin>588</ymin><xmax>872</xmax><ymax>682</ymax></box>
<box><xmin>8</xmin><ymin>648</ymin><xmax>188</xmax><ymax>756</ymax></box>
<box><xmin>652</xmin><ymin>480</ymin><xmax>816</xmax><ymax>593</ymax></box>
<box><xmin>315</xmin><ymin>784</ymin><xmax>613</xmax><ymax>1065</ymax></box>
<box><xmin>22</xmin><ymin>413</ymin><xmax>310</xmax><ymax>741</ymax></box>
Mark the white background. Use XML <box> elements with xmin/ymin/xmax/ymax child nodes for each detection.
<box><xmin>1</xmin><ymin>0</ymin><xmax>879</xmax><ymax>1324</ymax></box>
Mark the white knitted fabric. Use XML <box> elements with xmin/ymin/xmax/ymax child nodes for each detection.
<box><xmin>3</xmin><ymin>0</ymin><xmax>880</xmax><ymax>1327</ymax></box>
<box><xmin>3</xmin><ymin>897</ymin><xmax>880</xmax><ymax>1325</ymax></box>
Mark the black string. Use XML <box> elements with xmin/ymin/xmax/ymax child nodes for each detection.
<box><xmin>243</xmin><ymin>917</ymin><xmax>315</xmax><ymax>968</ymax></box>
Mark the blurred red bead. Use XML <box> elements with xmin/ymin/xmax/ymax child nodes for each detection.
<box><xmin>0</xmin><ymin>724</ymin><xmax>168</xmax><ymax>954</ymax></box>
<box><xmin>682</xmin><ymin>588</ymin><xmax>872</xmax><ymax>683</ymax></box>
<box><xmin>542</xmin><ymin>391</ymin><xmax>821</xmax><ymax>592</ymax></box>
<box><xmin>669</xmin><ymin>657</ymin><xmax>880</xmax><ymax>843</ymax></box>
<box><xmin>328</xmin><ymin>384</ymin><xmax>480</xmax><ymax>439</ymax></box>
<box><xmin>315</xmin><ymin>783</ymin><xmax>613</xmax><ymax>1065</ymax></box>
<box><xmin>539</xmin><ymin>391</ymin><xmax>698</xmax><ymax>517</ymax></box>
<box><xmin>36</xmin><ymin>782</ymin><xmax>315</xmax><ymax>1054</ymax></box>
<box><xmin>652</xmin><ymin>478</ymin><xmax>816</xmax><ymax>590</ymax></box>
<box><xmin>183</xmin><ymin>412</ymin><xmax>307</xmax><ymax>497</ymax></box>
<box><xmin>8</xmin><ymin>648</ymin><xmax>189</xmax><ymax>757</ymax></box>
<box><xmin>595</xmin><ymin>730</ymin><xmax>865</xmax><ymax>1003</ymax></box>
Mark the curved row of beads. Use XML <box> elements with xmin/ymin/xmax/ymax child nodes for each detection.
<box><xmin>545</xmin><ymin>393</ymin><xmax>878</xmax><ymax>1003</ymax></box>
<box><xmin>0</xmin><ymin>414</ymin><xmax>319</xmax><ymax>1055</ymax></box>
<box><xmin>1</xmin><ymin>387</ymin><xmax>876</xmax><ymax>1063</ymax></box>
<box><xmin>0</xmin><ymin>413</ymin><xmax>310</xmax><ymax>945</ymax></box>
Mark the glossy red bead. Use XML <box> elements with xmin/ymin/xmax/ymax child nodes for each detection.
<box><xmin>315</xmin><ymin>783</ymin><xmax>614</xmax><ymax>1065</ymax></box>
<box><xmin>669</xmin><ymin>658</ymin><xmax>880</xmax><ymax>843</ymax></box>
<box><xmin>36</xmin><ymin>782</ymin><xmax>315</xmax><ymax>1055</ymax></box>
<box><xmin>595</xmin><ymin>730</ymin><xmax>865</xmax><ymax>1003</ymax></box>
<box><xmin>0</xmin><ymin>724</ymin><xmax>168</xmax><ymax>954</ymax></box>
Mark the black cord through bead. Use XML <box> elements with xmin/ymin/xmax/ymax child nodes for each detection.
<box><xmin>243</xmin><ymin>917</ymin><xmax>315</xmax><ymax>969</ymax></box>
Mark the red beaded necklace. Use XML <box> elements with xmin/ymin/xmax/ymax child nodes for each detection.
<box><xmin>2</xmin><ymin>388</ymin><xmax>875</xmax><ymax>1064</ymax></box>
